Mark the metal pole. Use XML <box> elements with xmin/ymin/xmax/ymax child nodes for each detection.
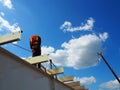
<box><xmin>50</xmin><ymin>59</ymin><xmax>53</xmax><ymax>69</ymax></box>
<box><xmin>98</xmin><ymin>53</ymin><xmax>120</xmax><ymax>84</ymax></box>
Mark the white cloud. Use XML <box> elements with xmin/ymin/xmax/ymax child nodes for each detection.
<box><xmin>41</xmin><ymin>46</ymin><xmax>55</xmax><ymax>55</ymax></box>
<box><xmin>100</xmin><ymin>79</ymin><xmax>120</xmax><ymax>90</ymax></box>
<box><xmin>0</xmin><ymin>12</ymin><xmax>5</xmax><ymax>16</ymax></box>
<box><xmin>43</xmin><ymin>32</ymin><xmax>108</xmax><ymax>69</ymax></box>
<box><xmin>74</xmin><ymin>76</ymin><xmax>96</xmax><ymax>85</ymax></box>
<box><xmin>12</xmin><ymin>41</ymin><xmax>17</xmax><ymax>44</ymax></box>
<box><xmin>60</xmin><ymin>17</ymin><xmax>95</xmax><ymax>32</ymax></box>
<box><xmin>99</xmin><ymin>32</ymin><xmax>108</xmax><ymax>42</ymax></box>
<box><xmin>0</xmin><ymin>16</ymin><xmax>20</xmax><ymax>32</ymax></box>
<box><xmin>40</xmin><ymin>17</ymin><xmax>108</xmax><ymax>69</ymax></box>
<box><xmin>0</xmin><ymin>0</ymin><xmax>13</xmax><ymax>9</ymax></box>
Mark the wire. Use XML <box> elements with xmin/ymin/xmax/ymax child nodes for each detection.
<box><xmin>11</xmin><ymin>43</ymin><xmax>60</xmax><ymax>73</ymax></box>
<box><xmin>49</xmin><ymin>59</ymin><xmax>57</xmax><ymax>69</ymax></box>
<box><xmin>11</xmin><ymin>43</ymin><xmax>31</xmax><ymax>53</ymax></box>
<box><xmin>52</xmin><ymin>62</ymin><xmax>57</xmax><ymax>68</ymax></box>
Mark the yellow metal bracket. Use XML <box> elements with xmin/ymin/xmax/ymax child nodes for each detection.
<box><xmin>0</xmin><ymin>31</ymin><xmax>22</xmax><ymax>45</ymax></box>
<box><xmin>58</xmin><ymin>76</ymin><xmax>74</xmax><ymax>82</ymax></box>
<box><xmin>65</xmin><ymin>81</ymin><xmax>80</xmax><ymax>87</ymax></box>
<box><xmin>73</xmin><ymin>86</ymin><xmax>87</xmax><ymax>90</ymax></box>
<box><xmin>25</xmin><ymin>54</ymin><xmax>49</xmax><ymax>64</ymax></box>
<box><xmin>47</xmin><ymin>67</ymin><xmax>64</xmax><ymax>75</ymax></box>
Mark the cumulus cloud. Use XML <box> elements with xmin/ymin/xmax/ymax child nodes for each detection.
<box><xmin>60</xmin><ymin>17</ymin><xmax>95</xmax><ymax>32</ymax></box>
<box><xmin>0</xmin><ymin>16</ymin><xmax>21</xmax><ymax>32</ymax></box>
<box><xmin>99</xmin><ymin>79</ymin><xmax>120</xmax><ymax>90</ymax></box>
<box><xmin>41</xmin><ymin>46</ymin><xmax>55</xmax><ymax>55</ymax></box>
<box><xmin>74</xmin><ymin>76</ymin><xmax>96</xmax><ymax>85</ymax></box>
<box><xmin>40</xmin><ymin>17</ymin><xmax>108</xmax><ymax>69</ymax></box>
<box><xmin>0</xmin><ymin>0</ymin><xmax>13</xmax><ymax>9</ymax></box>
<box><xmin>44</xmin><ymin>32</ymin><xmax>108</xmax><ymax>69</ymax></box>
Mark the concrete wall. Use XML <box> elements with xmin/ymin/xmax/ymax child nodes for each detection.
<box><xmin>0</xmin><ymin>47</ymin><xmax>73</xmax><ymax>90</ymax></box>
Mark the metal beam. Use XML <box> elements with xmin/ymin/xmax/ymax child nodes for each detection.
<box><xmin>65</xmin><ymin>81</ymin><xmax>80</xmax><ymax>87</ymax></box>
<box><xmin>73</xmin><ymin>86</ymin><xmax>87</xmax><ymax>90</ymax></box>
<box><xmin>0</xmin><ymin>31</ymin><xmax>22</xmax><ymax>45</ymax></box>
<box><xmin>58</xmin><ymin>76</ymin><xmax>74</xmax><ymax>82</ymax></box>
<box><xmin>25</xmin><ymin>54</ymin><xmax>49</xmax><ymax>64</ymax></box>
<box><xmin>47</xmin><ymin>67</ymin><xmax>64</xmax><ymax>75</ymax></box>
<box><xmin>98</xmin><ymin>52</ymin><xmax>120</xmax><ymax>84</ymax></box>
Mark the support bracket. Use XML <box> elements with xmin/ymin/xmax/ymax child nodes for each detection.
<box><xmin>0</xmin><ymin>31</ymin><xmax>22</xmax><ymax>45</ymax></box>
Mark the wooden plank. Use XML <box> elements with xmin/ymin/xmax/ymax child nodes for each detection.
<box><xmin>58</xmin><ymin>76</ymin><xmax>74</xmax><ymax>82</ymax></box>
<box><xmin>73</xmin><ymin>86</ymin><xmax>87</xmax><ymax>90</ymax></box>
<box><xmin>46</xmin><ymin>67</ymin><xmax>64</xmax><ymax>75</ymax></box>
<box><xmin>0</xmin><ymin>31</ymin><xmax>21</xmax><ymax>45</ymax></box>
<box><xmin>65</xmin><ymin>81</ymin><xmax>80</xmax><ymax>87</ymax></box>
<box><xmin>25</xmin><ymin>54</ymin><xmax>49</xmax><ymax>64</ymax></box>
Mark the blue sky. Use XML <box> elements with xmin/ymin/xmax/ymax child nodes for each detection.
<box><xmin>0</xmin><ymin>0</ymin><xmax>120</xmax><ymax>90</ymax></box>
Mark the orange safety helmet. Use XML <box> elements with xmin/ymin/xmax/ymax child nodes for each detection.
<box><xmin>30</xmin><ymin>35</ymin><xmax>41</xmax><ymax>49</ymax></box>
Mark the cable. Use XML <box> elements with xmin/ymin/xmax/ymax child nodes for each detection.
<box><xmin>11</xmin><ymin>43</ymin><xmax>57</xmax><ymax>68</ymax></box>
<box><xmin>49</xmin><ymin>59</ymin><xmax>57</xmax><ymax>69</ymax></box>
<box><xmin>52</xmin><ymin>62</ymin><xmax>57</xmax><ymax>69</ymax></box>
<box><xmin>11</xmin><ymin>43</ymin><xmax>31</xmax><ymax>53</ymax></box>
<box><xmin>11</xmin><ymin>43</ymin><xmax>60</xmax><ymax>75</ymax></box>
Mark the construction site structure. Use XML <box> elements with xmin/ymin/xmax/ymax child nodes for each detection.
<box><xmin>0</xmin><ymin>31</ymin><xmax>88</xmax><ymax>90</ymax></box>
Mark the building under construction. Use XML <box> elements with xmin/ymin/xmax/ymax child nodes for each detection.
<box><xmin>0</xmin><ymin>31</ymin><xmax>88</xmax><ymax>90</ymax></box>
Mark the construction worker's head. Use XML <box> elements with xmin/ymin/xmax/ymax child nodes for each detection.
<box><xmin>30</xmin><ymin>35</ymin><xmax>41</xmax><ymax>56</ymax></box>
<box><xmin>30</xmin><ymin>35</ymin><xmax>41</xmax><ymax>45</ymax></box>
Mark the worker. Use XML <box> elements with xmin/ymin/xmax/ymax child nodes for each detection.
<box><xmin>30</xmin><ymin>35</ymin><xmax>41</xmax><ymax>68</ymax></box>
<box><xmin>30</xmin><ymin>35</ymin><xmax>41</xmax><ymax>56</ymax></box>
